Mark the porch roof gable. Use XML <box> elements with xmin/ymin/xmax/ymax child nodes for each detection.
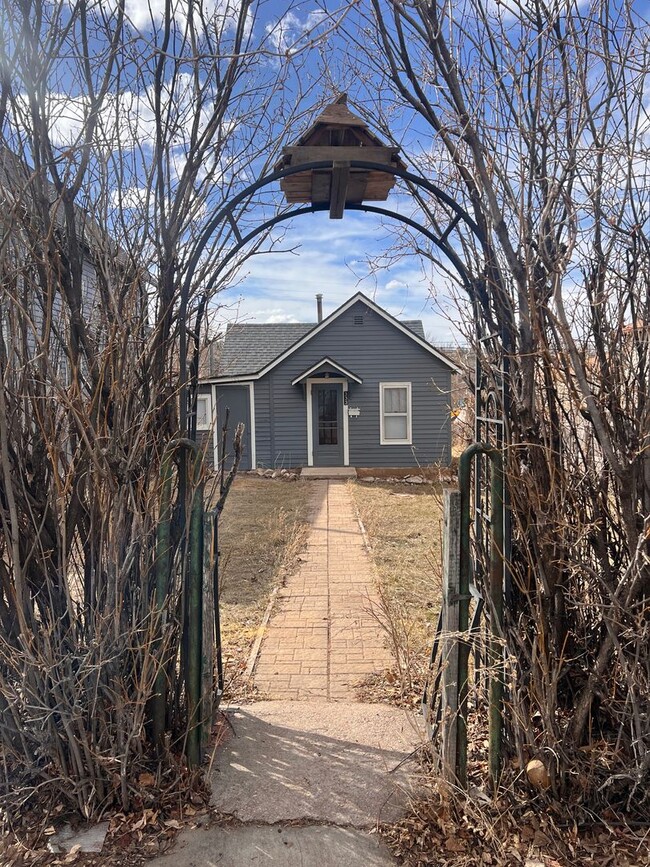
<box><xmin>291</xmin><ymin>357</ymin><xmax>363</xmax><ymax>386</ymax></box>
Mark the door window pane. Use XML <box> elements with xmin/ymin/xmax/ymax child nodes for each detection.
<box><xmin>318</xmin><ymin>387</ymin><xmax>338</xmax><ymax>445</ymax></box>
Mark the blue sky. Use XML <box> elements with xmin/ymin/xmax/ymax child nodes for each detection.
<box><xmin>4</xmin><ymin>0</ymin><xmax>467</xmax><ymax>344</ymax></box>
<box><xmin>12</xmin><ymin>0</ymin><xmax>646</xmax><ymax>348</ymax></box>
<box><xmin>215</xmin><ymin>207</ymin><xmax>465</xmax><ymax>346</ymax></box>
<box><xmin>198</xmin><ymin>3</ymin><xmax>468</xmax><ymax>346</ymax></box>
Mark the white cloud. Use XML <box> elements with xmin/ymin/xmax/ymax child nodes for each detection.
<box><xmin>70</xmin><ymin>0</ymin><xmax>246</xmax><ymax>34</ymax></box>
<box><xmin>260</xmin><ymin>310</ymin><xmax>301</xmax><ymax>324</ymax></box>
<box><xmin>484</xmin><ymin>0</ymin><xmax>590</xmax><ymax>24</ymax></box>
<box><xmin>265</xmin><ymin>9</ymin><xmax>327</xmax><ymax>55</ymax></box>
<box><xmin>23</xmin><ymin>89</ymin><xmax>152</xmax><ymax>151</ymax></box>
<box><xmin>212</xmin><ymin>209</ymin><xmax>465</xmax><ymax>342</ymax></box>
<box><xmin>110</xmin><ymin>185</ymin><xmax>151</xmax><ymax>211</ymax></box>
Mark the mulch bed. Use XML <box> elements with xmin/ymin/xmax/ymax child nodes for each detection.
<box><xmin>381</xmin><ymin>783</ymin><xmax>649</xmax><ymax>866</ymax></box>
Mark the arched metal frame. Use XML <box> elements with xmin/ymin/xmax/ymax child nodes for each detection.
<box><xmin>181</xmin><ymin>157</ymin><xmax>506</xmax><ymax>573</ymax></box>
<box><xmin>179</xmin><ymin>158</ymin><xmax>486</xmax><ymax>442</ymax></box>
<box><xmin>177</xmin><ymin>158</ymin><xmax>509</xmax><ymax>761</ymax></box>
<box><xmin>182</xmin><ymin>158</ymin><xmax>483</xmax><ymax>304</ymax></box>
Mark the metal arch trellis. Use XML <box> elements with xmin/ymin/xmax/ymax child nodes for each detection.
<box><xmin>182</xmin><ymin>158</ymin><xmax>484</xmax><ymax>445</ymax></box>
<box><xmin>180</xmin><ymin>157</ymin><xmax>482</xmax><ymax>326</ymax></box>
<box><xmin>175</xmin><ymin>155</ymin><xmax>509</xmax><ymax>768</ymax></box>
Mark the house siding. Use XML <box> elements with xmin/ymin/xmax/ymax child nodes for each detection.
<box><xmin>255</xmin><ymin>299</ymin><xmax>452</xmax><ymax>468</ymax></box>
<box><xmin>198</xmin><ymin>383</ymin><xmax>254</xmax><ymax>472</ymax></box>
<box><xmin>253</xmin><ymin>377</ymin><xmax>272</xmax><ymax>467</ymax></box>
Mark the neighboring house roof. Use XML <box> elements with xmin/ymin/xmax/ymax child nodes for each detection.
<box><xmin>204</xmin><ymin>292</ymin><xmax>461</xmax><ymax>383</ymax></box>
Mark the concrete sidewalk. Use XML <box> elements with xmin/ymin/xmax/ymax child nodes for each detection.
<box><xmin>151</xmin><ymin>701</ymin><xmax>421</xmax><ymax>867</ymax></box>
<box><xmin>253</xmin><ymin>479</ymin><xmax>392</xmax><ymax>700</ymax></box>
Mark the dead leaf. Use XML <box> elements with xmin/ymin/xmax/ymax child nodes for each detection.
<box><xmin>445</xmin><ymin>836</ymin><xmax>466</xmax><ymax>853</ymax></box>
<box><xmin>63</xmin><ymin>843</ymin><xmax>81</xmax><ymax>863</ymax></box>
<box><xmin>138</xmin><ymin>772</ymin><xmax>156</xmax><ymax>787</ymax></box>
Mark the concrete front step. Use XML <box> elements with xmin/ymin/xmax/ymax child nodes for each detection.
<box><xmin>149</xmin><ymin>700</ymin><xmax>422</xmax><ymax>867</ymax></box>
<box><xmin>300</xmin><ymin>466</ymin><xmax>357</xmax><ymax>478</ymax></box>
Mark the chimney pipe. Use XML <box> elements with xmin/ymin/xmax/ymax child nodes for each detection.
<box><xmin>316</xmin><ymin>293</ymin><xmax>323</xmax><ymax>323</ymax></box>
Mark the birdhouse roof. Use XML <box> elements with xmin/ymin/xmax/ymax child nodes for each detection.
<box><xmin>290</xmin><ymin>94</ymin><xmax>401</xmax><ymax>154</ymax></box>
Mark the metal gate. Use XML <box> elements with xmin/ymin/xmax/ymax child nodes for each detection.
<box><xmin>422</xmin><ymin>314</ymin><xmax>509</xmax><ymax>786</ymax></box>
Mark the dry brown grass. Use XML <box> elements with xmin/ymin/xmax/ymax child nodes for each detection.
<box><xmin>348</xmin><ymin>480</ymin><xmax>445</xmax><ymax>702</ymax></box>
<box><xmin>217</xmin><ymin>475</ymin><xmax>315</xmax><ymax>698</ymax></box>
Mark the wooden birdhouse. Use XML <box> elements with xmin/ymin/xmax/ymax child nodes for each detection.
<box><xmin>276</xmin><ymin>94</ymin><xmax>405</xmax><ymax>219</ymax></box>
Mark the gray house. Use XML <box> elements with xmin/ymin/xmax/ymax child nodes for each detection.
<box><xmin>197</xmin><ymin>292</ymin><xmax>459</xmax><ymax>471</ymax></box>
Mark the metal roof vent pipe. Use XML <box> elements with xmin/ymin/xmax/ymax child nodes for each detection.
<box><xmin>316</xmin><ymin>293</ymin><xmax>323</xmax><ymax>323</ymax></box>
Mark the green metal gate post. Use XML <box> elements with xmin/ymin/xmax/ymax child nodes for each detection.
<box><xmin>151</xmin><ymin>439</ymin><xmax>206</xmax><ymax>768</ymax></box>
<box><xmin>152</xmin><ymin>450</ymin><xmax>174</xmax><ymax>752</ymax></box>
<box><xmin>458</xmin><ymin>444</ymin><xmax>504</xmax><ymax>788</ymax></box>
<box><xmin>211</xmin><ymin>511</ymin><xmax>225</xmax><ymax>698</ymax></box>
<box><xmin>488</xmin><ymin>451</ymin><xmax>504</xmax><ymax>787</ymax></box>
<box><xmin>186</xmin><ymin>460</ymin><xmax>205</xmax><ymax>768</ymax></box>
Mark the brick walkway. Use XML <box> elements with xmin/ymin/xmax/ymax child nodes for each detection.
<box><xmin>253</xmin><ymin>480</ymin><xmax>391</xmax><ymax>701</ymax></box>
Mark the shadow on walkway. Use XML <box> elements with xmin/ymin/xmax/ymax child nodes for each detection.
<box><xmin>210</xmin><ymin>701</ymin><xmax>422</xmax><ymax>828</ymax></box>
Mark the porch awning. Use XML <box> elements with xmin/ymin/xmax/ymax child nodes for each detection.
<box><xmin>291</xmin><ymin>356</ymin><xmax>363</xmax><ymax>386</ymax></box>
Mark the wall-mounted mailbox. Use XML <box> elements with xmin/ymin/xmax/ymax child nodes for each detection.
<box><xmin>348</xmin><ymin>407</ymin><xmax>361</xmax><ymax>417</ymax></box>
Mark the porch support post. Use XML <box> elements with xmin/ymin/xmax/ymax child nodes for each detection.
<box><xmin>306</xmin><ymin>381</ymin><xmax>314</xmax><ymax>466</ymax></box>
<box><xmin>342</xmin><ymin>378</ymin><xmax>349</xmax><ymax>465</ymax></box>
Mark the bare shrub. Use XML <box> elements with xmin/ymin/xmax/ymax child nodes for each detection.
<box><xmin>344</xmin><ymin>0</ymin><xmax>650</xmax><ymax>811</ymax></box>
<box><xmin>0</xmin><ymin>0</ymin><xmax>337</xmax><ymax>820</ymax></box>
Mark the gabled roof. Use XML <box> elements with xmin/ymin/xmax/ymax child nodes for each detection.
<box><xmin>206</xmin><ymin>292</ymin><xmax>461</xmax><ymax>383</ymax></box>
<box><xmin>289</xmin><ymin>94</ymin><xmax>403</xmax><ymax>157</ymax></box>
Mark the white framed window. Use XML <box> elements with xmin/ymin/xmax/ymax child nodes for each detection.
<box><xmin>379</xmin><ymin>382</ymin><xmax>412</xmax><ymax>445</ymax></box>
<box><xmin>196</xmin><ymin>393</ymin><xmax>212</xmax><ymax>430</ymax></box>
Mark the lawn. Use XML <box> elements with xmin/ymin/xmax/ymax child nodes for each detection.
<box><xmin>347</xmin><ymin>479</ymin><xmax>445</xmax><ymax>702</ymax></box>
<box><xmin>215</xmin><ymin>475</ymin><xmax>316</xmax><ymax>698</ymax></box>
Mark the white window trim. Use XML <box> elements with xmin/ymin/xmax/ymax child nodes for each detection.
<box><xmin>196</xmin><ymin>392</ymin><xmax>213</xmax><ymax>431</ymax></box>
<box><xmin>211</xmin><ymin>384</ymin><xmax>219</xmax><ymax>468</ymax></box>
<box><xmin>248</xmin><ymin>382</ymin><xmax>257</xmax><ymax>469</ymax></box>
<box><xmin>379</xmin><ymin>382</ymin><xmax>412</xmax><ymax>446</ymax></box>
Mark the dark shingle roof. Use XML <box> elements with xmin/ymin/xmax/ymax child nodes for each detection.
<box><xmin>217</xmin><ymin>317</ymin><xmax>427</xmax><ymax>378</ymax></box>
<box><xmin>219</xmin><ymin>323</ymin><xmax>315</xmax><ymax>376</ymax></box>
<box><xmin>402</xmin><ymin>320</ymin><xmax>425</xmax><ymax>339</ymax></box>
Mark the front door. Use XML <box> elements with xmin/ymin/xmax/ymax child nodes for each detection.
<box><xmin>312</xmin><ymin>383</ymin><xmax>344</xmax><ymax>466</ymax></box>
